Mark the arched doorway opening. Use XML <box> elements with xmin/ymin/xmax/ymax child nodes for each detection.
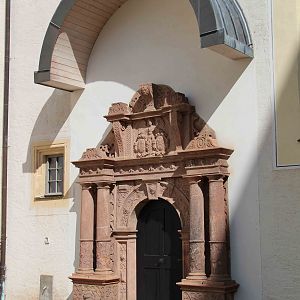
<box><xmin>137</xmin><ymin>200</ymin><xmax>182</xmax><ymax>300</ymax></box>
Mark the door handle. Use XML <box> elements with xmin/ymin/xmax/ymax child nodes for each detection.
<box><xmin>156</xmin><ymin>258</ymin><xmax>164</xmax><ymax>267</ymax></box>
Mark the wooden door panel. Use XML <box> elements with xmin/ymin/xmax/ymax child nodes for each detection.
<box><xmin>137</xmin><ymin>200</ymin><xmax>182</xmax><ymax>300</ymax></box>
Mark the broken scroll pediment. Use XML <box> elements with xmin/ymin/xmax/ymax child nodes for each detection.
<box><xmin>80</xmin><ymin>83</ymin><xmax>218</xmax><ymax>161</ymax></box>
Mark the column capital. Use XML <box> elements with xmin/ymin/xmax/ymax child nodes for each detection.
<box><xmin>184</xmin><ymin>176</ymin><xmax>203</xmax><ymax>184</ymax></box>
<box><xmin>96</xmin><ymin>181</ymin><xmax>114</xmax><ymax>189</ymax></box>
<box><xmin>207</xmin><ymin>174</ymin><xmax>225</xmax><ymax>182</ymax></box>
<box><xmin>80</xmin><ymin>182</ymin><xmax>93</xmax><ymax>190</ymax></box>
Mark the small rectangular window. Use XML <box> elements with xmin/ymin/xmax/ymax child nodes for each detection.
<box><xmin>45</xmin><ymin>155</ymin><xmax>64</xmax><ymax>196</ymax></box>
<box><xmin>32</xmin><ymin>141</ymin><xmax>69</xmax><ymax>200</ymax></box>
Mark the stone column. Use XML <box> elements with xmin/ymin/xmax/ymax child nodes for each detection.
<box><xmin>78</xmin><ymin>183</ymin><xmax>94</xmax><ymax>274</ymax></box>
<box><xmin>187</xmin><ymin>177</ymin><xmax>206</xmax><ymax>280</ymax></box>
<box><xmin>95</xmin><ymin>182</ymin><xmax>113</xmax><ymax>275</ymax></box>
<box><xmin>208</xmin><ymin>175</ymin><xmax>229</xmax><ymax>280</ymax></box>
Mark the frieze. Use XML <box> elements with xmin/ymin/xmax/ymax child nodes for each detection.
<box><xmin>116</xmin><ymin>163</ymin><xmax>178</xmax><ymax>176</ymax></box>
<box><xmin>80</xmin><ymin>167</ymin><xmax>103</xmax><ymax>176</ymax></box>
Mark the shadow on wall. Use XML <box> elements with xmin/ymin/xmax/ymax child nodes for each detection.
<box><xmin>22</xmin><ymin>89</ymin><xmax>81</xmax><ymax>174</ymax></box>
<box><xmin>86</xmin><ymin>0</ymin><xmax>250</xmax><ymax>121</ymax></box>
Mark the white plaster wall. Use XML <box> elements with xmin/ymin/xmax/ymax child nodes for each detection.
<box><xmin>6</xmin><ymin>0</ymin><xmax>300</xmax><ymax>300</ymax></box>
<box><xmin>254</xmin><ymin>1</ymin><xmax>300</xmax><ymax>299</ymax></box>
<box><xmin>6</xmin><ymin>1</ymin><xmax>76</xmax><ymax>299</ymax></box>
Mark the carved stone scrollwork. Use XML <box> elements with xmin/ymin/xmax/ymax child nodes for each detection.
<box><xmin>96</xmin><ymin>241</ymin><xmax>114</xmax><ymax>271</ymax></box>
<box><xmin>185</xmin><ymin>113</ymin><xmax>218</xmax><ymax>150</ymax></box>
<box><xmin>119</xmin><ymin>243</ymin><xmax>127</xmax><ymax>300</ymax></box>
<box><xmin>110</xmin><ymin>186</ymin><xmax>116</xmax><ymax>230</ymax></box>
<box><xmin>189</xmin><ymin>243</ymin><xmax>204</xmax><ymax>274</ymax></box>
<box><xmin>186</xmin><ymin>128</ymin><xmax>218</xmax><ymax>150</ymax></box>
<box><xmin>108</xmin><ymin>102</ymin><xmax>131</xmax><ymax>116</ymax></box>
<box><xmin>145</xmin><ymin>181</ymin><xmax>168</xmax><ymax>199</ymax></box>
<box><xmin>129</xmin><ymin>83</ymin><xmax>188</xmax><ymax>113</ymax></box>
<box><xmin>120</xmin><ymin>184</ymin><xmax>147</xmax><ymax>227</ymax></box>
<box><xmin>182</xmin><ymin>292</ymin><xmax>223</xmax><ymax>300</ymax></box>
<box><xmin>118</xmin><ymin>180</ymin><xmax>189</xmax><ymax>229</ymax></box>
<box><xmin>79</xmin><ymin>241</ymin><xmax>93</xmax><ymax>270</ymax></box>
<box><xmin>73</xmin><ymin>284</ymin><xmax>118</xmax><ymax>300</ymax></box>
<box><xmin>80</xmin><ymin>145</ymin><xmax>114</xmax><ymax>161</ymax></box>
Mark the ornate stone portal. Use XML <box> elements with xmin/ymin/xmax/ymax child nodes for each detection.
<box><xmin>70</xmin><ymin>84</ymin><xmax>239</xmax><ymax>300</ymax></box>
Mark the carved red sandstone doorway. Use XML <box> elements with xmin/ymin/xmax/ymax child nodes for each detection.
<box><xmin>71</xmin><ymin>83</ymin><xmax>238</xmax><ymax>300</ymax></box>
<box><xmin>137</xmin><ymin>200</ymin><xmax>182</xmax><ymax>300</ymax></box>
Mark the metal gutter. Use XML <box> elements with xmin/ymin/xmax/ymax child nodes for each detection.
<box><xmin>0</xmin><ymin>0</ymin><xmax>10</xmax><ymax>296</ymax></box>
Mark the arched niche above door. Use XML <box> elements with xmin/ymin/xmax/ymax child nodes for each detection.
<box><xmin>34</xmin><ymin>0</ymin><xmax>253</xmax><ymax>91</ymax></box>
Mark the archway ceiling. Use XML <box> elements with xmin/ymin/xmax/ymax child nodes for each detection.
<box><xmin>34</xmin><ymin>0</ymin><xmax>253</xmax><ymax>92</ymax></box>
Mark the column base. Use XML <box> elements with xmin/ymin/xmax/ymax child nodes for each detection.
<box><xmin>186</xmin><ymin>272</ymin><xmax>207</xmax><ymax>281</ymax></box>
<box><xmin>178</xmin><ymin>278</ymin><xmax>239</xmax><ymax>300</ymax></box>
<box><xmin>94</xmin><ymin>269</ymin><xmax>114</xmax><ymax>276</ymax></box>
<box><xmin>70</xmin><ymin>273</ymin><xmax>120</xmax><ymax>300</ymax></box>
<box><xmin>76</xmin><ymin>268</ymin><xmax>94</xmax><ymax>275</ymax></box>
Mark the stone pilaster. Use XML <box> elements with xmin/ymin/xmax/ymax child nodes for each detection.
<box><xmin>95</xmin><ymin>182</ymin><xmax>113</xmax><ymax>275</ymax></box>
<box><xmin>78</xmin><ymin>183</ymin><xmax>94</xmax><ymax>274</ymax></box>
<box><xmin>114</xmin><ymin>230</ymin><xmax>138</xmax><ymax>300</ymax></box>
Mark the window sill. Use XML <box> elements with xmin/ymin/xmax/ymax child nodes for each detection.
<box><xmin>34</xmin><ymin>194</ymin><xmax>64</xmax><ymax>201</ymax></box>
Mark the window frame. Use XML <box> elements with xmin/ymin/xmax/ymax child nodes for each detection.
<box><xmin>45</xmin><ymin>154</ymin><xmax>64</xmax><ymax>196</ymax></box>
<box><xmin>32</xmin><ymin>141</ymin><xmax>69</xmax><ymax>200</ymax></box>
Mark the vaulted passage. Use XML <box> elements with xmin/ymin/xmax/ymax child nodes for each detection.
<box><xmin>137</xmin><ymin>200</ymin><xmax>182</xmax><ymax>300</ymax></box>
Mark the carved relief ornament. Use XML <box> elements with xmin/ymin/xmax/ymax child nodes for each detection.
<box><xmin>76</xmin><ymin>83</ymin><xmax>223</xmax><ymax>164</ymax></box>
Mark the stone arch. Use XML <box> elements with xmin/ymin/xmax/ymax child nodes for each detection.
<box><xmin>34</xmin><ymin>0</ymin><xmax>253</xmax><ymax>91</ymax></box>
<box><xmin>119</xmin><ymin>180</ymin><xmax>190</xmax><ymax>231</ymax></box>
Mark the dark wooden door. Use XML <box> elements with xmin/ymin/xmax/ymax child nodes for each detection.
<box><xmin>137</xmin><ymin>200</ymin><xmax>182</xmax><ymax>300</ymax></box>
